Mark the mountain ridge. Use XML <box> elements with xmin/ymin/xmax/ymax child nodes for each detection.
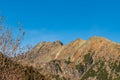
<box><xmin>14</xmin><ymin>36</ymin><xmax>120</xmax><ymax>80</ymax></box>
<box><xmin>18</xmin><ymin>36</ymin><xmax>120</xmax><ymax>65</ymax></box>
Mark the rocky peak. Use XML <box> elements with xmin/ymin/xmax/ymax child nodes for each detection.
<box><xmin>20</xmin><ymin>36</ymin><xmax>120</xmax><ymax>65</ymax></box>
<box><xmin>53</xmin><ymin>40</ymin><xmax>63</xmax><ymax>46</ymax></box>
<box><xmin>14</xmin><ymin>36</ymin><xmax>120</xmax><ymax>80</ymax></box>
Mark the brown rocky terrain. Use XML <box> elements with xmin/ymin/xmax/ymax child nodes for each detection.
<box><xmin>3</xmin><ymin>36</ymin><xmax>120</xmax><ymax>80</ymax></box>
<box><xmin>0</xmin><ymin>52</ymin><xmax>45</xmax><ymax>80</ymax></box>
<box><xmin>18</xmin><ymin>36</ymin><xmax>120</xmax><ymax>66</ymax></box>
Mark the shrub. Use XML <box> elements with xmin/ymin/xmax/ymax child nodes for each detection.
<box><xmin>0</xmin><ymin>16</ymin><xmax>25</xmax><ymax>57</ymax></box>
<box><xmin>84</xmin><ymin>53</ymin><xmax>93</xmax><ymax>65</ymax></box>
<box><xmin>76</xmin><ymin>63</ymin><xmax>84</xmax><ymax>74</ymax></box>
<box><xmin>97</xmin><ymin>68</ymin><xmax>108</xmax><ymax>80</ymax></box>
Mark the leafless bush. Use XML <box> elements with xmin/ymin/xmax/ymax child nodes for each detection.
<box><xmin>0</xmin><ymin>16</ymin><xmax>25</xmax><ymax>57</ymax></box>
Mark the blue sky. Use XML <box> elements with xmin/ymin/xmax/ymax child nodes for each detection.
<box><xmin>0</xmin><ymin>0</ymin><xmax>120</xmax><ymax>45</ymax></box>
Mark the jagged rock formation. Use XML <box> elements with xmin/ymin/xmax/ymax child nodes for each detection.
<box><xmin>14</xmin><ymin>36</ymin><xmax>120</xmax><ymax>80</ymax></box>
<box><xmin>17</xmin><ymin>39</ymin><xmax>86</xmax><ymax>67</ymax></box>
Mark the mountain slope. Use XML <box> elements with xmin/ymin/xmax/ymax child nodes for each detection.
<box><xmin>16</xmin><ymin>36</ymin><xmax>120</xmax><ymax>80</ymax></box>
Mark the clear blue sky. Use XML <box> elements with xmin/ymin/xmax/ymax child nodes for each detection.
<box><xmin>0</xmin><ymin>0</ymin><xmax>120</xmax><ymax>45</ymax></box>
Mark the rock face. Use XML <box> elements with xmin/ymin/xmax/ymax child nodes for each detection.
<box><xmin>16</xmin><ymin>36</ymin><xmax>120</xmax><ymax>80</ymax></box>
<box><xmin>18</xmin><ymin>39</ymin><xmax>86</xmax><ymax>67</ymax></box>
